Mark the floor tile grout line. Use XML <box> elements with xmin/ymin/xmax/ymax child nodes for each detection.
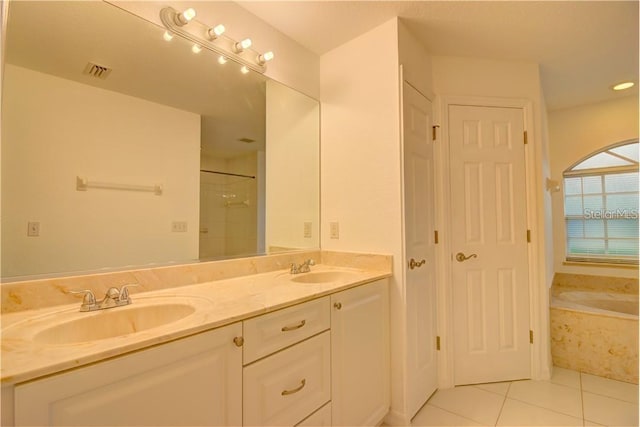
<box><xmin>494</xmin><ymin>381</ymin><xmax>512</xmax><ymax>426</ymax></box>
<box><xmin>504</xmin><ymin>395</ymin><xmax>585</xmax><ymax>422</ymax></box>
<box><xmin>424</xmin><ymin>402</ymin><xmax>490</xmax><ymax>426</ymax></box>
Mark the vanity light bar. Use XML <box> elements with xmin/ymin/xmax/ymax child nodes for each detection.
<box><xmin>159</xmin><ymin>7</ymin><xmax>273</xmax><ymax>74</ymax></box>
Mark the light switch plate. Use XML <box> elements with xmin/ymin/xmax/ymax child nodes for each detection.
<box><xmin>329</xmin><ymin>222</ymin><xmax>339</xmax><ymax>239</ymax></box>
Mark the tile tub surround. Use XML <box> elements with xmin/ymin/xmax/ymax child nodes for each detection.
<box><xmin>550</xmin><ymin>307</ymin><xmax>638</xmax><ymax>384</ymax></box>
<box><xmin>1</xmin><ymin>250</ymin><xmax>391</xmax><ymax>313</ymax></box>
<box><xmin>549</xmin><ymin>272</ymin><xmax>639</xmax><ymax>384</ymax></box>
<box><xmin>1</xmin><ymin>255</ymin><xmax>391</xmax><ymax>384</ymax></box>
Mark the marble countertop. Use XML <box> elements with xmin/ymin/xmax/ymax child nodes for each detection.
<box><xmin>1</xmin><ymin>265</ymin><xmax>391</xmax><ymax>384</ymax></box>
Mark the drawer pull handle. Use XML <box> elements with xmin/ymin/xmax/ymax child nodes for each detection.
<box><xmin>281</xmin><ymin>379</ymin><xmax>306</xmax><ymax>396</ymax></box>
<box><xmin>233</xmin><ymin>336</ymin><xmax>244</xmax><ymax>347</ymax></box>
<box><xmin>281</xmin><ymin>319</ymin><xmax>306</xmax><ymax>332</ymax></box>
<box><xmin>334</xmin><ymin>302</ymin><xmax>342</xmax><ymax>310</ymax></box>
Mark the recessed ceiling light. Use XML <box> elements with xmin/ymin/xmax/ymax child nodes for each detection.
<box><xmin>612</xmin><ymin>82</ymin><xmax>635</xmax><ymax>91</ymax></box>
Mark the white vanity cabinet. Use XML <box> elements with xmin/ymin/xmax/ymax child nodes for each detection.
<box><xmin>14</xmin><ymin>323</ymin><xmax>243</xmax><ymax>427</ymax></box>
<box><xmin>331</xmin><ymin>279</ymin><xmax>390</xmax><ymax>426</ymax></box>
<box><xmin>10</xmin><ymin>278</ymin><xmax>390</xmax><ymax>427</ymax></box>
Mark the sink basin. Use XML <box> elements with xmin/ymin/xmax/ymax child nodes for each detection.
<box><xmin>290</xmin><ymin>270</ymin><xmax>359</xmax><ymax>284</ymax></box>
<box><xmin>34</xmin><ymin>303</ymin><xmax>196</xmax><ymax>345</ymax></box>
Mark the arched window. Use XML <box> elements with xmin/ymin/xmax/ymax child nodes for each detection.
<box><xmin>563</xmin><ymin>139</ymin><xmax>639</xmax><ymax>264</ymax></box>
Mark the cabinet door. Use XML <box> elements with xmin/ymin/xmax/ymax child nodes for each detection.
<box><xmin>15</xmin><ymin>324</ymin><xmax>243</xmax><ymax>426</ymax></box>
<box><xmin>331</xmin><ymin>279</ymin><xmax>390</xmax><ymax>426</ymax></box>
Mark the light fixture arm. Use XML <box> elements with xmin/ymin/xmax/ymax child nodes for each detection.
<box><xmin>160</xmin><ymin>7</ymin><xmax>267</xmax><ymax>74</ymax></box>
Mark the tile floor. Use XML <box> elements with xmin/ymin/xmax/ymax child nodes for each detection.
<box><xmin>412</xmin><ymin>367</ymin><xmax>639</xmax><ymax>426</ymax></box>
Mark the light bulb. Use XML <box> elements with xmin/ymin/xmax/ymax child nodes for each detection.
<box><xmin>218</xmin><ymin>56</ymin><xmax>228</xmax><ymax>65</ymax></box>
<box><xmin>233</xmin><ymin>38</ymin><xmax>252</xmax><ymax>53</ymax></box>
<box><xmin>257</xmin><ymin>51</ymin><xmax>274</xmax><ymax>65</ymax></box>
<box><xmin>240</xmin><ymin>65</ymin><xmax>250</xmax><ymax>74</ymax></box>
<box><xmin>163</xmin><ymin>31</ymin><xmax>174</xmax><ymax>42</ymax></box>
<box><xmin>613</xmin><ymin>82</ymin><xmax>635</xmax><ymax>91</ymax></box>
<box><xmin>175</xmin><ymin>7</ymin><xmax>196</xmax><ymax>26</ymax></box>
<box><xmin>207</xmin><ymin>24</ymin><xmax>226</xmax><ymax>40</ymax></box>
<box><xmin>192</xmin><ymin>44</ymin><xmax>202</xmax><ymax>54</ymax></box>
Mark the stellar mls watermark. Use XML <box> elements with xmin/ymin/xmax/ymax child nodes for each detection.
<box><xmin>584</xmin><ymin>208</ymin><xmax>639</xmax><ymax>219</ymax></box>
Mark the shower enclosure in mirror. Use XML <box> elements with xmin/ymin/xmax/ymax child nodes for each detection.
<box><xmin>1</xmin><ymin>1</ymin><xmax>320</xmax><ymax>280</ymax></box>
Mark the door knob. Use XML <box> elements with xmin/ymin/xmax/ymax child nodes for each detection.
<box><xmin>408</xmin><ymin>258</ymin><xmax>426</xmax><ymax>269</ymax></box>
<box><xmin>455</xmin><ymin>252</ymin><xmax>478</xmax><ymax>262</ymax></box>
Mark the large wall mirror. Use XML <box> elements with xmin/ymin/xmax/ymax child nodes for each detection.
<box><xmin>1</xmin><ymin>1</ymin><xmax>320</xmax><ymax>281</ymax></box>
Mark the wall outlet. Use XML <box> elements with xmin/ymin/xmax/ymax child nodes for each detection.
<box><xmin>303</xmin><ymin>222</ymin><xmax>312</xmax><ymax>238</ymax></box>
<box><xmin>329</xmin><ymin>222</ymin><xmax>339</xmax><ymax>239</ymax></box>
<box><xmin>27</xmin><ymin>221</ymin><xmax>40</xmax><ymax>237</ymax></box>
<box><xmin>171</xmin><ymin>221</ymin><xmax>188</xmax><ymax>232</ymax></box>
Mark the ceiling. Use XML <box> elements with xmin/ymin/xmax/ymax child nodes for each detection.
<box><xmin>238</xmin><ymin>0</ymin><xmax>639</xmax><ymax>111</ymax></box>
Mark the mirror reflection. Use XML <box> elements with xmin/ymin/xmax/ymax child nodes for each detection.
<box><xmin>1</xmin><ymin>1</ymin><xmax>320</xmax><ymax>280</ymax></box>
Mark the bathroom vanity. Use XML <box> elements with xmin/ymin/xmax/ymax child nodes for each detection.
<box><xmin>1</xmin><ymin>252</ymin><xmax>391</xmax><ymax>426</ymax></box>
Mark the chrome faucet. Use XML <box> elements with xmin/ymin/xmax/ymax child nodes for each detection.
<box><xmin>290</xmin><ymin>259</ymin><xmax>315</xmax><ymax>274</ymax></box>
<box><xmin>68</xmin><ymin>284</ymin><xmax>139</xmax><ymax>312</ymax></box>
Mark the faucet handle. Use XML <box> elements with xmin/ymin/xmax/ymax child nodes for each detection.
<box><xmin>307</xmin><ymin>259</ymin><xmax>316</xmax><ymax>266</ymax></box>
<box><xmin>119</xmin><ymin>284</ymin><xmax>140</xmax><ymax>302</ymax></box>
<box><xmin>105</xmin><ymin>287</ymin><xmax>120</xmax><ymax>299</ymax></box>
<box><xmin>67</xmin><ymin>289</ymin><xmax>96</xmax><ymax>307</ymax></box>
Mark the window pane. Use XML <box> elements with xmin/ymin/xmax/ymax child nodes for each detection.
<box><xmin>566</xmin><ymin>219</ymin><xmax>583</xmax><ymax>238</ymax></box>
<box><xmin>608</xmin><ymin>239</ymin><xmax>639</xmax><ymax>256</ymax></box>
<box><xmin>565</xmin><ymin>196</ymin><xmax>583</xmax><ymax>216</ymax></box>
<box><xmin>583</xmin><ymin>195</ymin><xmax>603</xmax><ymax>212</ymax></box>
<box><xmin>564</xmin><ymin>177</ymin><xmax>582</xmax><ymax>195</ymax></box>
<box><xmin>584</xmin><ymin>220</ymin><xmax>604</xmax><ymax>238</ymax></box>
<box><xmin>610</xmin><ymin>143</ymin><xmax>639</xmax><ymax>163</ymax></box>
<box><xmin>582</xmin><ymin>176</ymin><xmax>602</xmax><ymax>194</ymax></box>
<box><xmin>574</xmin><ymin>152</ymin><xmax>633</xmax><ymax>169</ymax></box>
<box><xmin>606</xmin><ymin>194</ymin><xmax>639</xmax><ymax>212</ymax></box>
<box><xmin>567</xmin><ymin>238</ymin><xmax>605</xmax><ymax>255</ymax></box>
<box><xmin>605</xmin><ymin>172</ymin><xmax>639</xmax><ymax>193</ymax></box>
<box><xmin>608</xmin><ymin>219</ymin><xmax>639</xmax><ymax>238</ymax></box>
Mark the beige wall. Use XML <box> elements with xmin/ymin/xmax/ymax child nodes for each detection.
<box><xmin>548</xmin><ymin>95</ymin><xmax>639</xmax><ymax>278</ymax></box>
<box><xmin>265</xmin><ymin>80</ymin><xmax>320</xmax><ymax>251</ymax></box>
<box><xmin>1</xmin><ymin>65</ymin><xmax>200</xmax><ymax>279</ymax></box>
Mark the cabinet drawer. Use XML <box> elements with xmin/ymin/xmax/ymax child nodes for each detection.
<box><xmin>243</xmin><ymin>297</ymin><xmax>330</xmax><ymax>364</ymax></box>
<box><xmin>243</xmin><ymin>331</ymin><xmax>331</xmax><ymax>426</ymax></box>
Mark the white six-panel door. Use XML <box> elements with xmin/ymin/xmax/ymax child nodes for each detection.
<box><xmin>402</xmin><ymin>81</ymin><xmax>438</xmax><ymax>417</ymax></box>
<box><xmin>448</xmin><ymin>104</ymin><xmax>531</xmax><ymax>385</ymax></box>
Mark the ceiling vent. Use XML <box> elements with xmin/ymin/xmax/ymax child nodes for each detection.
<box><xmin>83</xmin><ymin>62</ymin><xmax>112</xmax><ymax>80</ymax></box>
<box><xmin>237</xmin><ymin>137</ymin><xmax>256</xmax><ymax>144</ymax></box>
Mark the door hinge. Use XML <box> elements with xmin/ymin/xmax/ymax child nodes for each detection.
<box><xmin>436</xmin><ymin>336</ymin><xmax>441</xmax><ymax>350</ymax></box>
<box><xmin>432</xmin><ymin>125</ymin><xmax>439</xmax><ymax>141</ymax></box>
<box><xmin>527</xmin><ymin>229</ymin><xmax>531</xmax><ymax>243</ymax></box>
<box><xmin>434</xmin><ymin>230</ymin><xmax>439</xmax><ymax>244</ymax></box>
<box><xmin>529</xmin><ymin>330</ymin><xmax>534</xmax><ymax>344</ymax></box>
<box><xmin>524</xmin><ymin>131</ymin><xmax>528</xmax><ymax>145</ymax></box>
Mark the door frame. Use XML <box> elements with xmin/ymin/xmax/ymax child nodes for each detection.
<box><xmin>434</xmin><ymin>95</ymin><xmax>551</xmax><ymax>388</ymax></box>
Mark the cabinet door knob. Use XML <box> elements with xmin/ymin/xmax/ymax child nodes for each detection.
<box><xmin>334</xmin><ymin>302</ymin><xmax>342</xmax><ymax>310</ymax></box>
<box><xmin>233</xmin><ymin>336</ymin><xmax>244</xmax><ymax>347</ymax></box>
